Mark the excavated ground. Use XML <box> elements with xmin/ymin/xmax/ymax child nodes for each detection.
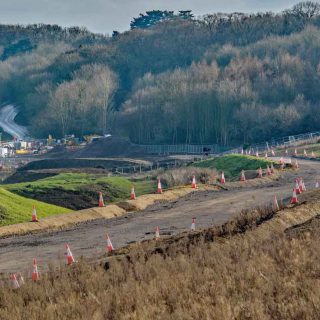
<box><xmin>0</xmin><ymin>159</ymin><xmax>319</xmax><ymax>274</ymax></box>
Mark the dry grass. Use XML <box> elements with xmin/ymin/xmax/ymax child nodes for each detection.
<box><xmin>158</xmin><ymin>167</ymin><xmax>218</xmax><ymax>188</ymax></box>
<box><xmin>2</xmin><ymin>192</ymin><xmax>320</xmax><ymax>319</ymax></box>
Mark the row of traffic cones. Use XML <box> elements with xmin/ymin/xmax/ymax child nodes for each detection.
<box><xmin>242</xmin><ymin>148</ymin><xmax>317</xmax><ymax>159</ymax></box>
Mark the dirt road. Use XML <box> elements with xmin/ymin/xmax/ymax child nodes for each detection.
<box><xmin>1</xmin><ymin>159</ymin><xmax>320</xmax><ymax>274</ymax></box>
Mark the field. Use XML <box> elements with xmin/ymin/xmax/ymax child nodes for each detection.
<box><xmin>1</xmin><ymin>189</ymin><xmax>320</xmax><ymax>319</ymax></box>
<box><xmin>0</xmin><ymin>188</ymin><xmax>70</xmax><ymax>226</ymax></box>
<box><xmin>191</xmin><ymin>154</ymin><xmax>274</xmax><ymax>179</ymax></box>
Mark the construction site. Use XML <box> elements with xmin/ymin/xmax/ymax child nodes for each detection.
<box><xmin>0</xmin><ymin>130</ymin><xmax>320</xmax><ymax>318</ymax></box>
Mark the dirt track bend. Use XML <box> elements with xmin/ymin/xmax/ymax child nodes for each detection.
<box><xmin>1</xmin><ymin>158</ymin><xmax>320</xmax><ymax>274</ymax></box>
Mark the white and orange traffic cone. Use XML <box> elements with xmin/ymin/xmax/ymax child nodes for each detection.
<box><xmin>316</xmin><ymin>181</ymin><xmax>319</xmax><ymax>188</ymax></box>
<box><xmin>273</xmin><ymin>195</ymin><xmax>280</xmax><ymax>211</ymax></box>
<box><xmin>294</xmin><ymin>159</ymin><xmax>299</xmax><ymax>169</ymax></box>
<box><xmin>311</xmin><ymin>151</ymin><xmax>316</xmax><ymax>158</ymax></box>
<box><xmin>241</xmin><ymin>149</ymin><xmax>244</xmax><ymax>155</ymax></box>
<box><xmin>240</xmin><ymin>170</ymin><xmax>246</xmax><ymax>182</ymax></box>
<box><xmin>304</xmin><ymin>149</ymin><xmax>307</xmax><ymax>157</ymax></box>
<box><xmin>299</xmin><ymin>177</ymin><xmax>304</xmax><ymax>193</ymax></box>
<box><xmin>266</xmin><ymin>165</ymin><xmax>271</xmax><ymax>176</ymax></box>
<box><xmin>65</xmin><ymin>244</ymin><xmax>75</xmax><ymax>265</ymax></box>
<box><xmin>256</xmin><ymin>151</ymin><xmax>259</xmax><ymax>158</ymax></box>
<box><xmin>271</xmin><ymin>149</ymin><xmax>275</xmax><ymax>156</ymax></box>
<box><xmin>191</xmin><ymin>217</ymin><xmax>196</xmax><ymax>231</ymax></box>
<box><xmin>105</xmin><ymin>234</ymin><xmax>114</xmax><ymax>252</ymax></box>
<box><xmin>285</xmin><ymin>149</ymin><xmax>288</xmax><ymax>156</ymax></box>
<box><xmin>10</xmin><ymin>274</ymin><xmax>20</xmax><ymax>289</ymax></box>
<box><xmin>270</xmin><ymin>163</ymin><xmax>274</xmax><ymax>173</ymax></box>
<box><xmin>157</xmin><ymin>179</ymin><xmax>163</xmax><ymax>194</ymax></box>
<box><xmin>279</xmin><ymin>157</ymin><xmax>284</xmax><ymax>165</ymax></box>
<box><xmin>257</xmin><ymin>167</ymin><xmax>263</xmax><ymax>178</ymax></box>
<box><xmin>155</xmin><ymin>226</ymin><xmax>160</xmax><ymax>240</ymax></box>
<box><xmin>191</xmin><ymin>175</ymin><xmax>197</xmax><ymax>189</ymax></box>
<box><xmin>265</xmin><ymin>153</ymin><xmax>268</xmax><ymax>159</ymax></box>
<box><xmin>98</xmin><ymin>192</ymin><xmax>105</xmax><ymax>207</ymax></box>
<box><xmin>32</xmin><ymin>259</ymin><xmax>40</xmax><ymax>281</ymax></box>
<box><xmin>31</xmin><ymin>205</ymin><xmax>38</xmax><ymax>222</ymax></box>
<box><xmin>221</xmin><ymin>172</ymin><xmax>226</xmax><ymax>184</ymax></box>
<box><xmin>302</xmin><ymin>181</ymin><xmax>307</xmax><ymax>192</ymax></box>
<box><xmin>294</xmin><ymin>148</ymin><xmax>297</xmax><ymax>156</ymax></box>
<box><xmin>291</xmin><ymin>188</ymin><xmax>298</xmax><ymax>204</ymax></box>
<box><xmin>130</xmin><ymin>186</ymin><xmax>136</xmax><ymax>200</ymax></box>
<box><xmin>294</xmin><ymin>179</ymin><xmax>301</xmax><ymax>195</ymax></box>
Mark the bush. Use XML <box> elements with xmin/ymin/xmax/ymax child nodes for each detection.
<box><xmin>158</xmin><ymin>167</ymin><xmax>217</xmax><ymax>188</ymax></box>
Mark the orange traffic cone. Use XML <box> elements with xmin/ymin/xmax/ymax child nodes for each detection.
<box><xmin>157</xmin><ymin>179</ymin><xmax>163</xmax><ymax>194</ymax></box>
<box><xmin>266</xmin><ymin>165</ymin><xmax>271</xmax><ymax>176</ymax></box>
<box><xmin>31</xmin><ymin>205</ymin><xmax>38</xmax><ymax>222</ymax></box>
<box><xmin>155</xmin><ymin>226</ymin><xmax>160</xmax><ymax>239</ymax></box>
<box><xmin>65</xmin><ymin>244</ymin><xmax>75</xmax><ymax>265</ymax></box>
<box><xmin>191</xmin><ymin>175</ymin><xmax>197</xmax><ymax>189</ymax></box>
<box><xmin>98</xmin><ymin>192</ymin><xmax>105</xmax><ymax>207</ymax></box>
<box><xmin>273</xmin><ymin>195</ymin><xmax>280</xmax><ymax>211</ymax></box>
<box><xmin>191</xmin><ymin>217</ymin><xmax>196</xmax><ymax>231</ymax></box>
<box><xmin>291</xmin><ymin>188</ymin><xmax>298</xmax><ymax>204</ymax></box>
<box><xmin>240</xmin><ymin>170</ymin><xmax>246</xmax><ymax>181</ymax></box>
<box><xmin>10</xmin><ymin>274</ymin><xmax>20</xmax><ymax>289</ymax></box>
<box><xmin>257</xmin><ymin>167</ymin><xmax>263</xmax><ymax>178</ymax></box>
<box><xmin>299</xmin><ymin>177</ymin><xmax>304</xmax><ymax>193</ymax></box>
<box><xmin>130</xmin><ymin>186</ymin><xmax>136</xmax><ymax>200</ymax></box>
<box><xmin>221</xmin><ymin>172</ymin><xmax>226</xmax><ymax>184</ymax></box>
<box><xmin>32</xmin><ymin>259</ymin><xmax>40</xmax><ymax>281</ymax></box>
<box><xmin>294</xmin><ymin>179</ymin><xmax>301</xmax><ymax>195</ymax></box>
<box><xmin>270</xmin><ymin>163</ymin><xmax>274</xmax><ymax>173</ymax></box>
<box><xmin>302</xmin><ymin>181</ymin><xmax>307</xmax><ymax>192</ymax></box>
<box><xmin>106</xmin><ymin>234</ymin><xmax>114</xmax><ymax>252</ymax></box>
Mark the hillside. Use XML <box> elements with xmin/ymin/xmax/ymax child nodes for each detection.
<box><xmin>1</xmin><ymin>2</ymin><xmax>320</xmax><ymax>145</ymax></box>
<box><xmin>0</xmin><ymin>188</ymin><xmax>70</xmax><ymax>226</ymax></box>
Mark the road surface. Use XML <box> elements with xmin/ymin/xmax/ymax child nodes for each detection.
<box><xmin>0</xmin><ymin>159</ymin><xmax>320</xmax><ymax>274</ymax></box>
<box><xmin>0</xmin><ymin>104</ymin><xmax>28</xmax><ymax>140</ymax></box>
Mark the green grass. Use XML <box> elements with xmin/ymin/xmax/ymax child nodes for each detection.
<box><xmin>0</xmin><ymin>188</ymin><xmax>71</xmax><ymax>226</ymax></box>
<box><xmin>4</xmin><ymin>173</ymin><xmax>156</xmax><ymax>209</ymax></box>
<box><xmin>191</xmin><ymin>154</ymin><xmax>273</xmax><ymax>179</ymax></box>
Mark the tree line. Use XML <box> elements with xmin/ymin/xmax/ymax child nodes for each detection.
<box><xmin>0</xmin><ymin>2</ymin><xmax>320</xmax><ymax>145</ymax></box>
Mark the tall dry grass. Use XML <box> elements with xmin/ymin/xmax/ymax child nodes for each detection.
<box><xmin>158</xmin><ymin>167</ymin><xmax>217</xmax><ymax>188</ymax></box>
<box><xmin>2</xmin><ymin>201</ymin><xmax>320</xmax><ymax>319</ymax></box>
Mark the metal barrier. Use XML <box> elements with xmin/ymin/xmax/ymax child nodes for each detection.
<box><xmin>223</xmin><ymin>131</ymin><xmax>320</xmax><ymax>155</ymax></box>
<box><xmin>135</xmin><ymin>144</ymin><xmax>223</xmax><ymax>155</ymax></box>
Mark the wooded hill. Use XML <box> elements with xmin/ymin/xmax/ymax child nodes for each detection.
<box><xmin>1</xmin><ymin>2</ymin><xmax>320</xmax><ymax>146</ymax></box>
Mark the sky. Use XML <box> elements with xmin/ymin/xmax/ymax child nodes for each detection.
<box><xmin>0</xmin><ymin>0</ymin><xmax>317</xmax><ymax>35</ymax></box>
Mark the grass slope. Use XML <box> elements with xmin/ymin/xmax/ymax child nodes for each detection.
<box><xmin>191</xmin><ymin>154</ymin><xmax>273</xmax><ymax>179</ymax></box>
<box><xmin>4</xmin><ymin>173</ymin><xmax>156</xmax><ymax>210</ymax></box>
<box><xmin>0</xmin><ymin>188</ymin><xmax>70</xmax><ymax>226</ymax></box>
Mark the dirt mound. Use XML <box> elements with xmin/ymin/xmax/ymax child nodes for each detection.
<box><xmin>72</xmin><ymin>136</ymin><xmax>146</xmax><ymax>158</ymax></box>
